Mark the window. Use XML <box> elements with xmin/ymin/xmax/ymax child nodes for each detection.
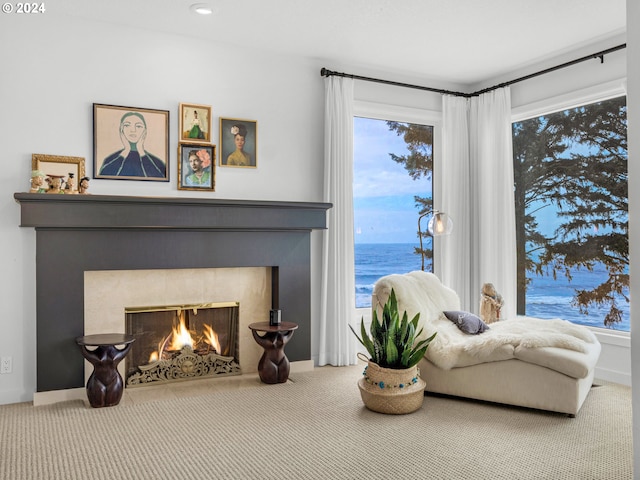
<box><xmin>353</xmin><ymin>116</ymin><xmax>434</xmax><ymax>308</ymax></box>
<box><xmin>512</xmin><ymin>95</ymin><xmax>628</xmax><ymax>331</ymax></box>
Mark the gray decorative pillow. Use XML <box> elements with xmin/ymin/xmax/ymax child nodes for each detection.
<box><xmin>443</xmin><ymin>310</ymin><xmax>490</xmax><ymax>334</ymax></box>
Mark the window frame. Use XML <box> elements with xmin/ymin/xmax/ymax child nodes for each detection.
<box><xmin>511</xmin><ymin>78</ymin><xmax>629</xmax><ymax>339</ymax></box>
<box><xmin>352</xmin><ymin>100</ymin><xmax>442</xmax><ymax>325</ymax></box>
<box><xmin>512</xmin><ymin>78</ymin><xmax>626</xmax><ymax>123</ymax></box>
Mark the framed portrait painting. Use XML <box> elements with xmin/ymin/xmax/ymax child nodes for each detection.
<box><xmin>219</xmin><ymin>118</ymin><xmax>257</xmax><ymax>168</ymax></box>
<box><xmin>93</xmin><ymin>103</ymin><xmax>170</xmax><ymax>181</ymax></box>
<box><xmin>179</xmin><ymin>103</ymin><xmax>212</xmax><ymax>143</ymax></box>
<box><xmin>177</xmin><ymin>143</ymin><xmax>216</xmax><ymax>191</ymax></box>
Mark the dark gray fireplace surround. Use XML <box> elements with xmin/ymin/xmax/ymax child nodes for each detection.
<box><xmin>14</xmin><ymin>193</ymin><xmax>331</xmax><ymax>393</ymax></box>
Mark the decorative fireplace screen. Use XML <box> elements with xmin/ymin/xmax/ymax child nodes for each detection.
<box><xmin>125</xmin><ymin>302</ymin><xmax>241</xmax><ymax>387</ymax></box>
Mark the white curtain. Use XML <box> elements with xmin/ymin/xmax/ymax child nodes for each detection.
<box><xmin>469</xmin><ymin>87</ymin><xmax>517</xmax><ymax>320</ymax></box>
<box><xmin>441</xmin><ymin>87</ymin><xmax>517</xmax><ymax>319</ymax></box>
<box><xmin>318</xmin><ymin>76</ymin><xmax>358</xmax><ymax>366</ymax></box>
<box><xmin>440</xmin><ymin>95</ymin><xmax>472</xmax><ymax>310</ymax></box>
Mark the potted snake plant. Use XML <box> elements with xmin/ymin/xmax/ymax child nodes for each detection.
<box><xmin>350</xmin><ymin>288</ymin><xmax>437</xmax><ymax>414</ymax></box>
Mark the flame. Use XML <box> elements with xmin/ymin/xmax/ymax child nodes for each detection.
<box><xmin>152</xmin><ymin>310</ymin><xmax>225</xmax><ymax>359</ymax></box>
<box><xmin>167</xmin><ymin>311</ymin><xmax>194</xmax><ymax>351</ymax></box>
<box><xmin>203</xmin><ymin>324</ymin><xmax>221</xmax><ymax>353</ymax></box>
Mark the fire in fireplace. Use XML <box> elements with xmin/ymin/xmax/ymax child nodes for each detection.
<box><xmin>125</xmin><ymin>302</ymin><xmax>241</xmax><ymax>387</ymax></box>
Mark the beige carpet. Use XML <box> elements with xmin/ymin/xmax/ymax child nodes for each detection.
<box><xmin>0</xmin><ymin>365</ymin><xmax>632</xmax><ymax>480</ymax></box>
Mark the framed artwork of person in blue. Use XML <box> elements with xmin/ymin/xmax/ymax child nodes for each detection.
<box><xmin>177</xmin><ymin>143</ymin><xmax>216</xmax><ymax>192</ymax></box>
<box><xmin>219</xmin><ymin>118</ymin><xmax>257</xmax><ymax>168</ymax></box>
<box><xmin>93</xmin><ymin>103</ymin><xmax>170</xmax><ymax>182</ymax></box>
<box><xmin>179</xmin><ymin>103</ymin><xmax>212</xmax><ymax>143</ymax></box>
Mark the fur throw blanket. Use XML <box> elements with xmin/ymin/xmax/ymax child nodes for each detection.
<box><xmin>373</xmin><ymin>271</ymin><xmax>598</xmax><ymax>372</ymax></box>
<box><xmin>424</xmin><ymin>314</ymin><xmax>598</xmax><ymax>371</ymax></box>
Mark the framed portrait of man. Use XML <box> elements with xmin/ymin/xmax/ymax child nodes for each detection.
<box><xmin>177</xmin><ymin>143</ymin><xmax>216</xmax><ymax>191</ymax></box>
<box><xmin>93</xmin><ymin>103</ymin><xmax>170</xmax><ymax>182</ymax></box>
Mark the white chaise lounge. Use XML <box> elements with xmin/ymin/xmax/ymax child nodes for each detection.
<box><xmin>372</xmin><ymin>271</ymin><xmax>601</xmax><ymax>416</ymax></box>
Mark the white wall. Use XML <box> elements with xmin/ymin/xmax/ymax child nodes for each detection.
<box><xmin>626</xmin><ymin>0</ymin><xmax>639</xmax><ymax>475</ymax></box>
<box><xmin>0</xmin><ymin>13</ymin><xmax>326</xmax><ymax>404</ymax></box>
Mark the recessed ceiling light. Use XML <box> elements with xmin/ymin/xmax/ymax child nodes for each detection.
<box><xmin>190</xmin><ymin>3</ymin><xmax>214</xmax><ymax>15</ymax></box>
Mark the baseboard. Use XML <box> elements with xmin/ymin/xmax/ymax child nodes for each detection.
<box><xmin>0</xmin><ymin>389</ymin><xmax>34</xmax><ymax>406</ymax></box>
<box><xmin>289</xmin><ymin>360</ymin><xmax>314</xmax><ymax>373</ymax></box>
<box><xmin>595</xmin><ymin>366</ymin><xmax>631</xmax><ymax>386</ymax></box>
<box><xmin>33</xmin><ymin>388</ymin><xmax>85</xmax><ymax>406</ymax></box>
<box><xmin>31</xmin><ymin>360</ymin><xmax>316</xmax><ymax>407</ymax></box>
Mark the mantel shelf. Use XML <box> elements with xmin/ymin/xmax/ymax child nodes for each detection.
<box><xmin>14</xmin><ymin>193</ymin><xmax>331</xmax><ymax>231</ymax></box>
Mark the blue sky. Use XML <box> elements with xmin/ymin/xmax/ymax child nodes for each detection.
<box><xmin>354</xmin><ymin>117</ymin><xmax>597</xmax><ymax>245</ymax></box>
<box><xmin>353</xmin><ymin>117</ymin><xmax>432</xmax><ymax>244</ymax></box>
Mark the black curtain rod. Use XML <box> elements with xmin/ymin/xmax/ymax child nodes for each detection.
<box><xmin>320</xmin><ymin>43</ymin><xmax>626</xmax><ymax>98</ymax></box>
<box><xmin>319</xmin><ymin>67</ymin><xmax>469</xmax><ymax>97</ymax></box>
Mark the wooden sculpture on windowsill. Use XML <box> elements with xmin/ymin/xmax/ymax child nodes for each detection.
<box><xmin>480</xmin><ymin>282</ymin><xmax>504</xmax><ymax>324</ymax></box>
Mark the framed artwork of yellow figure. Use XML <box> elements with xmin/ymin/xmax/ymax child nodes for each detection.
<box><xmin>219</xmin><ymin>118</ymin><xmax>257</xmax><ymax>168</ymax></box>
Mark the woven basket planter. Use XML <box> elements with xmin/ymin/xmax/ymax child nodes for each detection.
<box><xmin>357</xmin><ymin>358</ymin><xmax>426</xmax><ymax>415</ymax></box>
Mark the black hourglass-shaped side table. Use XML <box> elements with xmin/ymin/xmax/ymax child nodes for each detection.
<box><xmin>248</xmin><ymin>322</ymin><xmax>298</xmax><ymax>384</ymax></box>
<box><xmin>76</xmin><ymin>334</ymin><xmax>135</xmax><ymax>408</ymax></box>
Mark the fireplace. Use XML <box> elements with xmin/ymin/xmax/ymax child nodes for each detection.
<box><xmin>125</xmin><ymin>302</ymin><xmax>241</xmax><ymax>386</ymax></box>
<box><xmin>14</xmin><ymin>193</ymin><xmax>331</xmax><ymax>400</ymax></box>
<box><xmin>83</xmin><ymin>266</ymin><xmax>271</xmax><ymax>389</ymax></box>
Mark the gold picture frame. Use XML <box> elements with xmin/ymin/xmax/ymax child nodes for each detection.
<box><xmin>32</xmin><ymin>154</ymin><xmax>86</xmax><ymax>193</ymax></box>
<box><xmin>177</xmin><ymin>143</ymin><xmax>216</xmax><ymax>192</ymax></box>
<box><xmin>219</xmin><ymin>117</ymin><xmax>257</xmax><ymax>168</ymax></box>
<box><xmin>179</xmin><ymin>103</ymin><xmax>212</xmax><ymax>143</ymax></box>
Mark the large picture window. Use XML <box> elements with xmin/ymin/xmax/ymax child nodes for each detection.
<box><xmin>512</xmin><ymin>95</ymin><xmax>628</xmax><ymax>331</ymax></box>
<box><xmin>353</xmin><ymin>116</ymin><xmax>434</xmax><ymax>308</ymax></box>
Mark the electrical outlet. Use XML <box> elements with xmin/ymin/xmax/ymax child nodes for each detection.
<box><xmin>0</xmin><ymin>356</ymin><xmax>12</xmax><ymax>374</ymax></box>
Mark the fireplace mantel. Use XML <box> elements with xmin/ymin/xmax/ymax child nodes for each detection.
<box><xmin>15</xmin><ymin>193</ymin><xmax>331</xmax><ymax>394</ymax></box>
<box><xmin>14</xmin><ymin>193</ymin><xmax>331</xmax><ymax>230</ymax></box>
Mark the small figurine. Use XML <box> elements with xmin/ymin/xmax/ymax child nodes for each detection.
<box><xmin>78</xmin><ymin>176</ymin><xmax>91</xmax><ymax>195</ymax></box>
<box><xmin>45</xmin><ymin>174</ymin><xmax>66</xmax><ymax>194</ymax></box>
<box><xmin>64</xmin><ymin>172</ymin><xmax>77</xmax><ymax>194</ymax></box>
<box><xmin>479</xmin><ymin>282</ymin><xmax>504</xmax><ymax>324</ymax></box>
<box><xmin>30</xmin><ymin>170</ymin><xmax>48</xmax><ymax>193</ymax></box>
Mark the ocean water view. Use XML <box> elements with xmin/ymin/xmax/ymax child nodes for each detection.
<box><xmin>355</xmin><ymin>243</ymin><xmax>630</xmax><ymax>332</ymax></box>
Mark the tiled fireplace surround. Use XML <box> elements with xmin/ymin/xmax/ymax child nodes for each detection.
<box><xmin>14</xmin><ymin>193</ymin><xmax>330</xmax><ymax>405</ymax></box>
